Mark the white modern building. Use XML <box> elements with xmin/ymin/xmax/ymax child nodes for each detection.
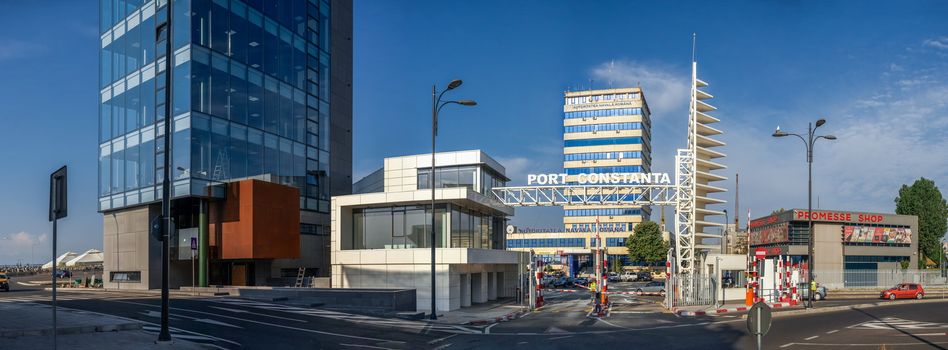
<box><xmin>331</xmin><ymin>150</ymin><xmax>528</xmax><ymax>312</ymax></box>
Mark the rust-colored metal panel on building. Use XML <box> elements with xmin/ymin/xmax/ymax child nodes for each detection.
<box><xmin>209</xmin><ymin>179</ymin><xmax>300</xmax><ymax>260</ymax></box>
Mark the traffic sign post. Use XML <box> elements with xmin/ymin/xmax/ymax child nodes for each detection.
<box><xmin>190</xmin><ymin>237</ymin><xmax>198</xmax><ymax>295</ymax></box>
<box><xmin>49</xmin><ymin>166</ymin><xmax>68</xmax><ymax>350</ymax></box>
<box><xmin>746</xmin><ymin>302</ymin><xmax>772</xmax><ymax>350</ymax></box>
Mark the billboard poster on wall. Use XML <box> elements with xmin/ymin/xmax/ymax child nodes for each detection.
<box><xmin>750</xmin><ymin>222</ymin><xmax>789</xmax><ymax>245</ymax></box>
<box><xmin>842</xmin><ymin>226</ymin><xmax>911</xmax><ymax>244</ymax></box>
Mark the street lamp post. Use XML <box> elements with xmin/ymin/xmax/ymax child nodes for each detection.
<box><xmin>430</xmin><ymin>80</ymin><xmax>476</xmax><ymax>320</ymax></box>
<box><xmin>722</xmin><ymin>209</ymin><xmax>729</xmax><ymax>254</ymax></box>
<box><xmin>156</xmin><ymin>1</ymin><xmax>175</xmax><ymax>342</ymax></box>
<box><xmin>772</xmin><ymin>119</ymin><xmax>836</xmax><ymax>309</ymax></box>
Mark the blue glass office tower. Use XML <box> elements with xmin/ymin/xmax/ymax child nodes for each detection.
<box><xmin>98</xmin><ymin>0</ymin><xmax>352</xmax><ymax>289</ymax></box>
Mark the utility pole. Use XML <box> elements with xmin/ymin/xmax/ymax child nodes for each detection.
<box><xmin>735</xmin><ymin>173</ymin><xmax>740</xmax><ymax>231</ymax></box>
<box><xmin>156</xmin><ymin>0</ymin><xmax>174</xmax><ymax>341</ymax></box>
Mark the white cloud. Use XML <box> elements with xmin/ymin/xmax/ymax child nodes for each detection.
<box><xmin>494</xmin><ymin>140</ymin><xmax>563</xmax><ymax>186</ymax></box>
<box><xmin>589</xmin><ymin>60</ymin><xmax>689</xmax><ymax>119</ymax></box>
<box><xmin>922</xmin><ymin>37</ymin><xmax>948</xmax><ymax>50</ymax></box>
<box><xmin>0</xmin><ymin>232</ymin><xmax>48</xmax><ymax>262</ymax></box>
<box><xmin>724</xmin><ymin>54</ymin><xmax>948</xmax><ymax>219</ymax></box>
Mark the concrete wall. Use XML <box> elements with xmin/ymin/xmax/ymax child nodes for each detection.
<box><xmin>239</xmin><ymin>288</ymin><xmax>416</xmax><ymax>312</ymax></box>
<box><xmin>103</xmin><ymin>205</ymin><xmax>160</xmax><ymax>290</ymax></box>
<box><xmin>813</xmin><ymin>223</ymin><xmax>845</xmax><ymax>272</ymax></box>
<box><xmin>332</xmin><ymin>248</ymin><xmax>522</xmax><ymax>312</ymax></box>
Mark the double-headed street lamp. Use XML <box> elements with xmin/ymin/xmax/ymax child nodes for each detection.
<box><xmin>430</xmin><ymin>79</ymin><xmax>476</xmax><ymax>320</ymax></box>
<box><xmin>772</xmin><ymin>118</ymin><xmax>836</xmax><ymax>309</ymax></box>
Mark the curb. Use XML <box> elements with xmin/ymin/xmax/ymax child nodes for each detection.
<box><xmin>42</xmin><ymin>287</ymin><xmax>200</xmax><ymax>296</ymax></box>
<box><xmin>463</xmin><ymin>310</ymin><xmax>527</xmax><ymax>326</ymax></box>
<box><xmin>673</xmin><ymin>301</ymin><xmax>796</xmax><ymax>317</ymax></box>
<box><xmin>0</xmin><ymin>322</ymin><xmax>141</xmax><ymax>338</ymax></box>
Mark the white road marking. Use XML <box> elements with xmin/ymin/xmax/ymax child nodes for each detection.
<box><xmin>210</xmin><ymin>298</ymin><xmax>478</xmax><ymax>334</ymax></box>
<box><xmin>793</xmin><ymin>341</ymin><xmax>948</xmax><ymax>347</ymax></box>
<box><xmin>110</xmin><ymin>299</ymin><xmax>406</xmax><ymax>343</ymax></box>
<box><xmin>826</xmin><ymin>329</ymin><xmax>839</xmax><ymax>334</ymax></box>
<box><xmin>805</xmin><ymin>335</ymin><xmax>819</xmax><ymax>340</ymax></box>
<box><xmin>848</xmin><ymin>317</ymin><xmax>948</xmax><ymax>330</ymax></box>
<box><xmin>208</xmin><ymin>305</ymin><xmax>307</xmax><ymax>323</ymax></box>
<box><xmin>427</xmin><ymin>334</ymin><xmax>457</xmax><ymax>344</ymax></box>
<box><xmin>193</xmin><ymin>317</ymin><xmax>244</xmax><ymax>329</ymax></box>
<box><xmin>549</xmin><ymin>335</ymin><xmax>573</xmax><ymax>340</ymax></box>
<box><xmin>339</xmin><ymin>343</ymin><xmax>396</xmax><ymax>350</ymax></box>
<box><xmin>779</xmin><ymin>343</ymin><xmax>794</xmax><ymax>348</ymax></box>
<box><xmin>485</xmin><ymin>323</ymin><xmax>498</xmax><ymax>334</ymax></box>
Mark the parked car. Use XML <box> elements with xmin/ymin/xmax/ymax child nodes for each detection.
<box><xmin>637</xmin><ymin>272</ymin><xmax>653</xmax><ymax>282</ymax></box>
<box><xmin>607</xmin><ymin>272</ymin><xmax>620</xmax><ymax>282</ymax></box>
<box><xmin>553</xmin><ymin>277</ymin><xmax>573</xmax><ymax>288</ymax></box>
<box><xmin>635</xmin><ymin>281</ymin><xmax>665</xmax><ymax>295</ymax></box>
<box><xmin>796</xmin><ymin>283</ymin><xmax>827</xmax><ymax>301</ymax></box>
<box><xmin>541</xmin><ymin>276</ymin><xmax>557</xmax><ymax>287</ymax></box>
<box><xmin>54</xmin><ymin>270</ymin><xmax>71</xmax><ymax>279</ymax></box>
<box><xmin>620</xmin><ymin>272</ymin><xmax>638</xmax><ymax>282</ymax></box>
<box><xmin>880</xmin><ymin>283</ymin><xmax>925</xmax><ymax>300</ymax></box>
<box><xmin>574</xmin><ymin>277</ymin><xmax>589</xmax><ymax>286</ymax></box>
<box><xmin>0</xmin><ymin>272</ymin><xmax>9</xmax><ymax>292</ymax></box>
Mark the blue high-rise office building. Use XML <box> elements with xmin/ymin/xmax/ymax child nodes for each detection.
<box><xmin>98</xmin><ymin>0</ymin><xmax>352</xmax><ymax>289</ymax></box>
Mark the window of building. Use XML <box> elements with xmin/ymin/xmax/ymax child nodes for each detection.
<box><xmin>110</xmin><ymin>271</ymin><xmax>142</xmax><ymax>282</ymax></box>
<box><xmin>563</xmin><ymin>108</ymin><xmax>642</xmax><ymax>119</ymax></box>
<box><xmin>564</xmin><ymin>137</ymin><xmax>642</xmax><ymax>148</ymax></box>
<box><xmin>565</xmin><ymin>166</ymin><xmax>643</xmax><ymax>175</ymax></box>
<box><xmin>347</xmin><ymin>204</ymin><xmax>502</xmax><ymax>250</ymax></box>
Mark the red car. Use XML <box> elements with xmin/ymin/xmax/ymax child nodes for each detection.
<box><xmin>880</xmin><ymin>283</ymin><xmax>924</xmax><ymax>300</ymax></box>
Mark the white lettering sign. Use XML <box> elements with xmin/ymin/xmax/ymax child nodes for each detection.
<box><xmin>526</xmin><ymin>172</ymin><xmax>671</xmax><ymax>185</ymax></box>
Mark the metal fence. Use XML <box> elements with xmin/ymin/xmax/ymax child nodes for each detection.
<box><xmin>666</xmin><ymin>274</ymin><xmax>717</xmax><ymax>307</ymax></box>
<box><xmin>813</xmin><ymin>269</ymin><xmax>948</xmax><ymax>290</ymax></box>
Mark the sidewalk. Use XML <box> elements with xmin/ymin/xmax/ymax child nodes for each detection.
<box><xmin>3</xmin><ymin>330</ymin><xmax>207</xmax><ymax>350</ymax></box>
<box><xmin>672</xmin><ymin>300</ymin><xmax>797</xmax><ymax>317</ymax></box>
<box><xmin>430</xmin><ymin>298</ymin><xmax>528</xmax><ymax>325</ymax></box>
<box><xmin>0</xmin><ymin>303</ymin><xmax>204</xmax><ymax>349</ymax></box>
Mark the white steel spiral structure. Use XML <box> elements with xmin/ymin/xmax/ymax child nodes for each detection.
<box><xmin>674</xmin><ymin>59</ymin><xmax>728</xmax><ymax>274</ymax></box>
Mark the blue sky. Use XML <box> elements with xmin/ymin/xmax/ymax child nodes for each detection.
<box><xmin>2</xmin><ymin>1</ymin><xmax>947</xmax><ymax>264</ymax></box>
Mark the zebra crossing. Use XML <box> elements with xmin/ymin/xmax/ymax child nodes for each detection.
<box><xmin>210</xmin><ymin>298</ymin><xmax>482</xmax><ymax>334</ymax></box>
<box><xmin>848</xmin><ymin>317</ymin><xmax>948</xmax><ymax>330</ymax></box>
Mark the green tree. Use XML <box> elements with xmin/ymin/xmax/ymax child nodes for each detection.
<box><xmin>895</xmin><ymin>178</ymin><xmax>948</xmax><ymax>269</ymax></box>
<box><xmin>626</xmin><ymin>221</ymin><xmax>669</xmax><ymax>265</ymax></box>
<box><xmin>610</xmin><ymin>257</ymin><xmax>622</xmax><ymax>273</ymax></box>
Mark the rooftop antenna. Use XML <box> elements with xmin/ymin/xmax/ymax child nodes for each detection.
<box><xmin>692</xmin><ymin>32</ymin><xmax>697</xmax><ymax>63</ymax></box>
<box><xmin>588</xmin><ymin>78</ymin><xmax>594</xmax><ymax>91</ymax></box>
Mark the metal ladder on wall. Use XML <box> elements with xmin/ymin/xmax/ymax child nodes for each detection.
<box><xmin>294</xmin><ymin>267</ymin><xmax>307</xmax><ymax>287</ymax></box>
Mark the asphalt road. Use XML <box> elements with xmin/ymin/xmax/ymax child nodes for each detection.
<box><xmin>2</xmin><ymin>280</ymin><xmax>946</xmax><ymax>349</ymax></box>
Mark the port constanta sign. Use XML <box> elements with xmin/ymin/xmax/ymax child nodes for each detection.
<box><xmin>526</xmin><ymin>172</ymin><xmax>672</xmax><ymax>185</ymax></box>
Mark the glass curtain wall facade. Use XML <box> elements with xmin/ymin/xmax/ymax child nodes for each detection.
<box><xmin>98</xmin><ymin>0</ymin><xmax>335</xmax><ymax>214</ymax></box>
<box><xmin>345</xmin><ymin>204</ymin><xmax>506</xmax><ymax>251</ymax></box>
<box><xmin>416</xmin><ymin>165</ymin><xmax>508</xmax><ymax>194</ymax></box>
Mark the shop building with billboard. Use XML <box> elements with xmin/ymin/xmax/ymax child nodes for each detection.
<box><xmin>331</xmin><ymin>150</ymin><xmax>527</xmax><ymax>312</ymax></box>
<box><xmin>749</xmin><ymin>209</ymin><xmax>919</xmax><ymax>284</ymax></box>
